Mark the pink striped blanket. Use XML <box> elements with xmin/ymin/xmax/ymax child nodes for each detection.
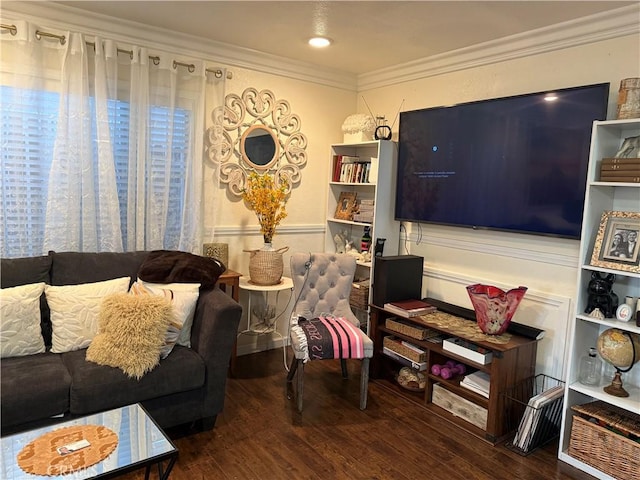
<box><xmin>294</xmin><ymin>316</ymin><xmax>365</xmax><ymax>360</ymax></box>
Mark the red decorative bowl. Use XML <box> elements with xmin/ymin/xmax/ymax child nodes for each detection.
<box><xmin>466</xmin><ymin>284</ymin><xmax>528</xmax><ymax>335</ymax></box>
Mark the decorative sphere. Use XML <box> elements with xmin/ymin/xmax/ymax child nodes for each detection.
<box><xmin>596</xmin><ymin>328</ymin><xmax>640</xmax><ymax>370</ymax></box>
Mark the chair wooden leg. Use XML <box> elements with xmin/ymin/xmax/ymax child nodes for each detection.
<box><xmin>340</xmin><ymin>358</ymin><xmax>348</xmax><ymax>378</ymax></box>
<box><xmin>360</xmin><ymin>357</ymin><xmax>370</xmax><ymax>410</ymax></box>
<box><xmin>286</xmin><ymin>356</ymin><xmax>298</xmax><ymax>383</ymax></box>
<box><xmin>296</xmin><ymin>360</ymin><xmax>304</xmax><ymax>412</ymax></box>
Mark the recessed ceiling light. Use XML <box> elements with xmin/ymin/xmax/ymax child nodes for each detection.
<box><xmin>544</xmin><ymin>93</ymin><xmax>558</xmax><ymax>102</ymax></box>
<box><xmin>308</xmin><ymin>37</ymin><xmax>332</xmax><ymax>48</ymax></box>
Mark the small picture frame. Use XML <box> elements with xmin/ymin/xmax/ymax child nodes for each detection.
<box><xmin>590</xmin><ymin>211</ymin><xmax>640</xmax><ymax>273</ymax></box>
<box><xmin>335</xmin><ymin>192</ymin><xmax>357</xmax><ymax>220</ymax></box>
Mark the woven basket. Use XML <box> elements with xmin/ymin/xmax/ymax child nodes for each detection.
<box><xmin>383</xmin><ymin>336</ymin><xmax>426</xmax><ymax>363</ymax></box>
<box><xmin>245</xmin><ymin>246</ymin><xmax>288</xmax><ymax>286</ymax></box>
<box><xmin>349</xmin><ymin>280</ymin><xmax>369</xmax><ymax>310</ymax></box>
<box><xmin>386</xmin><ymin>317</ymin><xmax>437</xmax><ymax>340</ymax></box>
<box><xmin>569</xmin><ymin>401</ymin><xmax>640</xmax><ymax>480</ymax></box>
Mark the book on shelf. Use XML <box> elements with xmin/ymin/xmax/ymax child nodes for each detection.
<box><xmin>336</xmin><ymin>156</ymin><xmax>373</xmax><ymax>183</ymax></box>
<box><xmin>442</xmin><ymin>337</ymin><xmax>493</xmax><ymax>364</ymax></box>
<box><xmin>460</xmin><ymin>381</ymin><xmax>490</xmax><ymax>398</ymax></box>
<box><xmin>598</xmin><ymin>168</ymin><xmax>640</xmax><ymax>176</ymax></box>
<box><xmin>599</xmin><ymin>175</ymin><xmax>640</xmax><ymax>183</ymax></box>
<box><xmin>383</xmin><ymin>299</ymin><xmax>437</xmax><ymax>318</ymax></box>
<box><xmin>382</xmin><ymin>346</ymin><xmax>428</xmax><ymax>371</ymax></box>
<box><xmin>601</xmin><ymin>156</ymin><xmax>640</xmax><ymax>165</ymax></box>
<box><xmin>425</xmin><ymin>333</ymin><xmax>447</xmax><ymax>343</ymax></box>
<box><xmin>512</xmin><ymin>384</ymin><xmax>565</xmax><ymax>452</ymax></box>
<box><xmin>600</xmin><ymin>163</ymin><xmax>640</xmax><ymax>171</ymax></box>
<box><xmin>460</xmin><ymin>371</ymin><xmax>490</xmax><ymax>398</ymax></box>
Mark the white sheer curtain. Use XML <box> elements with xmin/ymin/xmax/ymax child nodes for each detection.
<box><xmin>124</xmin><ymin>50</ymin><xmax>207</xmax><ymax>252</ymax></box>
<box><xmin>204</xmin><ymin>69</ymin><xmax>227</xmax><ymax>240</ymax></box>
<box><xmin>0</xmin><ymin>21</ymin><xmax>67</xmax><ymax>256</ymax></box>
<box><xmin>0</xmin><ymin>20</ymin><xmax>221</xmax><ymax>257</ymax></box>
<box><xmin>43</xmin><ymin>33</ymin><xmax>122</xmax><ymax>252</ymax></box>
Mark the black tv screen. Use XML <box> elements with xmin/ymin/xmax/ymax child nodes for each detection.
<box><xmin>395</xmin><ymin>83</ymin><xmax>610</xmax><ymax>239</ymax></box>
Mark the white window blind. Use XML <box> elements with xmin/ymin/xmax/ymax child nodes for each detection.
<box><xmin>0</xmin><ymin>86</ymin><xmax>190</xmax><ymax>257</ymax></box>
<box><xmin>0</xmin><ymin>86</ymin><xmax>57</xmax><ymax>257</ymax></box>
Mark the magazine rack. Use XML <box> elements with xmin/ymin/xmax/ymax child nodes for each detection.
<box><xmin>503</xmin><ymin>374</ymin><xmax>565</xmax><ymax>455</ymax></box>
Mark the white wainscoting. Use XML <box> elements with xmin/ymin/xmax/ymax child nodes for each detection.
<box><xmin>424</xmin><ymin>266</ymin><xmax>573</xmax><ymax>380</ymax></box>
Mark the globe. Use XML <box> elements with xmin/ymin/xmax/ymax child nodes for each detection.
<box><xmin>596</xmin><ymin>328</ymin><xmax>640</xmax><ymax>397</ymax></box>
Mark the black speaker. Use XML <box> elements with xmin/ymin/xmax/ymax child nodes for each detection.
<box><xmin>372</xmin><ymin>255</ymin><xmax>423</xmax><ymax>307</ymax></box>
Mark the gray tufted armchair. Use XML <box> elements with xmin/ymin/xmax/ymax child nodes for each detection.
<box><xmin>286</xmin><ymin>252</ymin><xmax>373</xmax><ymax>412</ymax></box>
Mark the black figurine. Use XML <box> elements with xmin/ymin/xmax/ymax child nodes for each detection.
<box><xmin>585</xmin><ymin>272</ymin><xmax>619</xmax><ymax>318</ymax></box>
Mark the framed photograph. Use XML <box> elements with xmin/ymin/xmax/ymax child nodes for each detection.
<box><xmin>335</xmin><ymin>192</ymin><xmax>357</xmax><ymax>220</ymax></box>
<box><xmin>590</xmin><ymin>211</ymin><xmax>640</xmax><ymax>273</ymax></box>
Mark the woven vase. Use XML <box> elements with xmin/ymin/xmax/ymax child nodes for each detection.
<box><xmin>245</xmin><ymin>244</ymin><xmax>289</xmax><ymax>286</ymax></box>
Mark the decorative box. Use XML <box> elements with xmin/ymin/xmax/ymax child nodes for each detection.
<box><xmin>432</xmin><ymin>383</ymin><xmax>487</xmax><ymax>430</ymax></box>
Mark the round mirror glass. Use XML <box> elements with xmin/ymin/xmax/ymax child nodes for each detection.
<box><xmin>240</xmin><ymin>125</ymin><xmax>279</xmax><ymax>168</ymax></box>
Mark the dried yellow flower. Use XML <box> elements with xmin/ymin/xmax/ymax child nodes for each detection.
<box><xmin>242</xmin><ymin>172</ymin><xmax>289</xmax><ymax>244</ymax></box>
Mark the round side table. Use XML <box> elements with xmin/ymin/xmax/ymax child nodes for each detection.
<box><xmin>238</xmin><ymin>276</ymin><xmax>294</xmax><ymax>370</ymax></box>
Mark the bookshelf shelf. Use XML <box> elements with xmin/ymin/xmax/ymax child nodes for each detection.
<box><xmin>557</xmin><ymin>119</ymin><xmax>640</xmax><ymax>479</ymax></box>
<box><xmin>325</xmin><ymin>140</ymin><xmax>400</xmax><ymax>332</ymax></box>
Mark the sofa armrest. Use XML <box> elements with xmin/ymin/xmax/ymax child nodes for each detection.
<box><xmin>190</xmin><ymin>287</ymin><xmax>242</xmax><ymax>416</ymax></box>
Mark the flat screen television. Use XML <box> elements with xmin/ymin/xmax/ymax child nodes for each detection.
<box><xmin>395</xmin><ymin>83</ymin><xmax>610</xmax><ymax>239</ymax></box>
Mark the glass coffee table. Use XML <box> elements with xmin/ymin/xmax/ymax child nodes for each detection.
<box><xmin>1</xmin><ymin>403</ymin><xmax>177</xmax><ymax>479</ymax></box>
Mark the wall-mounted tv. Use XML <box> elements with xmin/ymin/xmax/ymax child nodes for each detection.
<box><xmin>395</xmin><ymin>83</ymin><xmax>610</xmax><ymax>239</ymax></box>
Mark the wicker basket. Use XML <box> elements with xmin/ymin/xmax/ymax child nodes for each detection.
<box><xmin>385</xmin><ymin>317</ymin><xmax>439</xmax><ymax>340</ymax></box>
<box><xmin>568</xmin><ymin>401</ymin><xmax>640</xmax><ymax>480</ymax></box>
<box><xmin>245</xmin><ymin>246</ymin><xmax>288</xmax><ymax>286</ymax></box>
<box><xmin>349</xmin><ymin>280</ymin><xmax>369</xmax><ymax>310</ymax></box>
<box><xmin>383</xmin><ymin>336</ymin><xmax>426</xmax><ymax>363</ymax></box>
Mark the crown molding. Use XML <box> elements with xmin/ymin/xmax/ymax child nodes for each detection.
<box><xmin>358</xmin><ymin>4</ymin><xmax>640</xmax><ymax>90</ymax></box>
<box><xmin>3</xmin><ymin>3</ymin><xmax>637</xmax><ymax>93</ymax></box>
<box><xmin>0</xmin><ymin>2</ymin><xmax>357</xmax><ymax>91</ymax></box>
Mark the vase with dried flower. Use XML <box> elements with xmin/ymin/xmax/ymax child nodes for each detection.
<box><xmin>242</xmin><ymin>172</ymin><xmax>290</xmax><ymax>285</ymax></box>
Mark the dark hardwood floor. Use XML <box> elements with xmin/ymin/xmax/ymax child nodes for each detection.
<box><xmin>124</xmin><ymin>349</ymin><xmax>595</xmax><ymax>480</ymax></box>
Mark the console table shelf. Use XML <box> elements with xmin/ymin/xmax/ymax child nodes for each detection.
<box><xmin>369</xmin><ymin>298</ymin><xmax>539</xmax><ymax>444</ymax></box>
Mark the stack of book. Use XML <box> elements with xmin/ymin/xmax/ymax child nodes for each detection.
<box><xmin>353</xmin><ymin>198</ymin><xmax>374</xmax><ymax>223</ymax></box>
<box><xmin>460</xmin><ymin>371</ymin><xmax>490</xmax><ymax>398</ymax></box>
<box><xmin>599</xmin><ymin>157</ymin><xmax>640</xmax><ymax>183</ymax></box>
<box><xmin>383</xmin><ymin>299</ymin><xmax>437</xmax><ymax>318</ymax></box>
<box><xmin>334</xmin><ymin>155</ymin><xmax>373</xmax><ymax>183</ymax></box>
<box><xmin>442</xmin><ymin>337</ymin><xmax>493</xmax><ymax>364</ymax></box>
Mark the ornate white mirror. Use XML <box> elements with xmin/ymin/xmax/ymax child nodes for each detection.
<box><xmin>205</xmin><ymin>88</ymin><xmax>307</xmax><ymax>196</ymax></box>
<box><xmin>241</xmin><ymin>125</ymin><xmax>279</xmax><ymax>169</ymax></box>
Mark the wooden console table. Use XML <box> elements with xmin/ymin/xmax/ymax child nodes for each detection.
<box><xmin>370</xmin><ymin>298</ymin><xmax>539</xmax><ymax>444</ymax></box>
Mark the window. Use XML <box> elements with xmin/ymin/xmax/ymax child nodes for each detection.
<box><xmin>0</xmin><ymin>86</ymin><xmax>190</xmax><ymax>257</ymax></box>
<box><xmin>0</xmin><ymin>86</ymin><xmax>57</xmax><ymax>257</ymax></box>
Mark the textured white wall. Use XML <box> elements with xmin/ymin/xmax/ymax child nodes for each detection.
<box><xmin>203</xmin><ymin>69</ymin><xmax>355</xmax><ymax>277</ymax></box>
<box><xmin>3</xmin><ymin>2</ymin><xmax>639</xmax><ymax>364</ymax></box>
<box><xmin>357</xmin><ymin>34</ymin><xmax>640</xmax><ymax>376</ymax></box>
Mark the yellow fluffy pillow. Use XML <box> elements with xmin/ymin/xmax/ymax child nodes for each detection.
<box><xmin>86</xmin><ymin>293</ymin><xmax>174</xmax><ymax>380</ymax></box>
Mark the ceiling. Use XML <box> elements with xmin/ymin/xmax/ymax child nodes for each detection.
<box><xmin>41</xmin><ymin>1</ymin><xmax>637</xmax><ymax>75</ymax></box>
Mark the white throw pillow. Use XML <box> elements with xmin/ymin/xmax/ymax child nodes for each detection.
<box><xmin>0</xmin><ymin>282</ymin><xmax>46</xmax><ymax>358</ymax></box>
<box><xmin>46</xmin><ymin>277</ymin><xmax>131</xmax><ymax>353</ymax></box>
<box><xmin>131</xmin><ymin>279</ymin><xmax>200</xmax><ymax>350</ymax></box>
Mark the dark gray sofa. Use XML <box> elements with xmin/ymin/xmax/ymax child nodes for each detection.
<box><xmin>1</xmin><ymin>250</ymin><xmax>242</xmax><ymax>435</ymax></box>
